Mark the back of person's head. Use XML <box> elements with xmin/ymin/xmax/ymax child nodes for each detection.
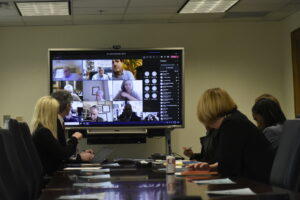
<box><xmin>31</xmin><ymin>96</ymin><xmax>59</xmax><ymax>138</ymax></box>
<box><xmin>252</xmin><ymin>98</ymin><xmax>286</xmax><ymax>129</ymax></box>
<box><xmin>255</xmin><ymin>93</ymin><xmax>280</xmax><ymax>106</ymax></box>
<box><xmin>124</xmin><ymin>103</ymin><xmax>133</xmax><ymax>113</ymax></box>
<box><xmin>64</xmin><ymin>84</ymin><xmax>74</xmax><ymax>93</ymax></box>
<box><xmin>51</xmin><ymin>90</ymin><xmax>73</xmax><ymax>114</ymax></box>
<box><xmin>197</xmin><ymin>88</ymin><xmax>237</xmax><ymax>125</ymax></box>
<box><xmin>90</xmin><ymin>105</ymin><xmax>98</xmax><ymax>112</ymax></box>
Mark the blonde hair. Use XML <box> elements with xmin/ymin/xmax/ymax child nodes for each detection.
<box><xmin>31</xmin><ymin>96</ymin><xmax>59</xmax><ymax>138</ymax></box>
<box><xmin>197</xmin><ymin>88</ymin><xmax>237</xmax><ymax>125</ymax></box>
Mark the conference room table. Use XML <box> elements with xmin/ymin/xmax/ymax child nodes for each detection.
<box><xmin>39</xmin><ymin>161</ymin><xmax>300</xmax><ymax>200</ymax></box>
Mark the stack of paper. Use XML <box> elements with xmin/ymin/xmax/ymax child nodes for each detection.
<box><xmin>63</xmin><ymin>167</ymin><xmax>102</xmax><ymax>171</ymax></box>
<box><xmin>80</xmin><ymin>168</ymin><xmax>110</xmax><ymax>173</ymax></box>
<box><xmin>206</xmin><ymin>188</ymin><xmax>256</xmax><ymax>196</ymax></box>
<box><xmin>58</xmin><ymin>192</ymin><xmax>105</xmax><ymax>199</ymax></box>
<box><xmin>73</xmin><ymin>181</ymin><xmax>117</xmax><ymax>188</ymax></box>
<box><xmin>194</xmin><ymin>178</ymin><xmax>235</xmax><ymax>185</ymax></box>
<box><xmin>79</xmin><ymin>174</ymin><xmax>111</xmax><ymax>179</ymax></box>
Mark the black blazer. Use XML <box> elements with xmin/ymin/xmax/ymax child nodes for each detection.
<box><xmin>57</xmin><ymin>119</ymin><xmax>67</xmax><ymax>146</ymax></box>
<box><xmin>32</xmin><ymin>124</ymin><xmax>78</xmax><ymax>175</ymax></box>
<box><xmin>190</xmin><ymin>129</ymin><xmax>219</xmax><ymax>164</ymax></box>
<box><xmin>216</xmin><ymin>110</ymin><xmax>275</xmax><ymax>183</ymax></box>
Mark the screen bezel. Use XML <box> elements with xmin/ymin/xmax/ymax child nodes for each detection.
<box><xmin>48</xmin><ymin>48</ymin><xmax>185</xmax><ymax>129</ymax></box>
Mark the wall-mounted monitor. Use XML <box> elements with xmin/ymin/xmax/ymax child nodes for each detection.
<box><xmin>49</xmin><ymin>48</ymin><xmax>184</xmax><ymax>129</ymax></box>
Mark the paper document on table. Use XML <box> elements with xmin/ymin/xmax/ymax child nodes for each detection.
<box><xmin>194</xmin><ymin>178</ymin><xmax>235</xmax><ymax>185</ymax></box>
<box><xmin>206</xmin><ymin>188</ymin><xmax>256</xmax><ymax>196</ymax></box>
<box><xmin>81</xmin><ymin>168</ymin><xmax>110</xmax><ymax>173</ymax></box>
<box><xmin>73</xmin><ymin>181</ymin><xmax>117</xmax><ymax>188</ymax></box>
<box><xmin>57</xmin><ymin>192</ymin><xmax>105</xmax><ymax>200</ymax></box>
<box><xmin>63</xmin><ymin>167</ymin><xmax>101</xmax><ymax>170</ymax></box>
<box><xmin>79</xmin><ymin>174</ymin><xmax>111</xmax><ymax>179</ymax></box>
<box><xmin>101</xmin><ymin>163</ymin><xmax>120</xmax><ymax>167</ymax></box>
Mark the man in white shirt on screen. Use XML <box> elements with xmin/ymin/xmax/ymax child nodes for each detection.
<box><xmin>92</xmin><ymin>67</ymin><xmax>109</xmax><ymax>80</ymax></box>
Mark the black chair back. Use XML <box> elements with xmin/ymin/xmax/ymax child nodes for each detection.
<box><xmin>270</xmin><ymin>120</ymin><xmax>300</xmax><ymax>191</ymax></box>
<box><xmin>19</xmin><ymin>121</ymin><xmax>44</xmax><ymax>198</ymax></box>
<box><xmin>0</xmin><ymin>128</ymin><xmax>31</xmax><ymax>200</ymax></box>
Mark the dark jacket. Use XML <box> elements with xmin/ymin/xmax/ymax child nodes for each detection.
<box><xmin>32</xmin><ymin>124</ymin><xmax>78</xmax><ymax>175</ymax></box>
<box><xmin>190</xmin><ymin>129</ymin><xmax>219</xmax><ymax>164</ymax></box>
<box><xmin>216</xmin><ymin>110</ymin><xmax>275</xmax><ymax>183</ymax></box>
<box><xmin>57</xmin><ymin>120</ymin><xmax>82</xmax><ymax>162</ymax></box>
<box><xmin>118</xmin><ymin>112</ymin><xmax>141</xmax><ymax>122</ymax></box>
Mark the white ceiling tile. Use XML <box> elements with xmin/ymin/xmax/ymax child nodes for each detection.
<box><xmin>23</xmin><ymin>16</ymin><xmax>72</xmax><ymax>26</ymax></box>
<box><xmin>73</xmin><ymin>7</ymin><xmax>125</xmax><ymax>15</ymax></box>
<box><xmin>172</xmin><ymin>13</ymin><xmax>224</xmax><ymax>19</ymax></box>
<box><xmin>123</xmin><ymin>14</ymin><xmax>173</xmax><ymax>20</ymax></box>
<box><xmin>129</xmin><ymin>0</ymin><xmax>186</xmax><ymax>7</ymax></box>
<box><xmin>123</xmin><ymin>19</ymin><xmax>169</xmax><ymax>24</ymax></box>
<box><xmin>73</xmin><ymin>15</ymin><xmax>123</xmax><ymax>22</ymax></box>
<box><xmin>230</xmin><ymin>4</ymin><xmax>286</xmax><ymax>12</ymax></box>
<box><xmin>168</xmin><ymin>18</ymin><xmax>220</xmax><ymax>23</ymax></box>
<box><xmin>0</xmin><ymin>2</ymin><xmax>19</xmax><ymax>16</ymax></box>
<box><xmin>0</xmin><ymin>16</ymin><xmax>23</xmax><ymax>26</ymax></box>
<box><xmin>72</xmin><ymin>15</ymin><xmax>123</xmax><ymax>24</ymax></box>
<box><xmin>126</xmin><ymin>6</ymin><xmax>179</xmax><ymax>14</ymax></box>
<box><xmin>236</xmin><ymin>0</ymin><xmax>289</xmax><ymax>4</ymax></box>
<box><xmin>73</xmin><ymin>0</ymin><xmax>128</xmax><ymax>8</ymax></box>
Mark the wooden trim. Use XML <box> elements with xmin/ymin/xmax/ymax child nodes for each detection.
<box><xmin>291</xmin><ymin>28</ymin><xmax>300</xmax><ymax>116</ymax></box>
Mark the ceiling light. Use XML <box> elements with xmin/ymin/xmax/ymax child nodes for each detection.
<box><xmin>179</xmin><ymin>0</ymin><xmax>239</xmax><ymax>13</ymax></box>
<box><xmin>15</xmin><ymin>1</ymin><xmax>70</xmax><ymax>16</ymax></box>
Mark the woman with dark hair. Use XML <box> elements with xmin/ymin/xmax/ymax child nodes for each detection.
<box><xmin>113</xmin><ymin>80</ymin><xmax>141</xmax><ymax>101</ymax></box>
<box><xmin>252</xmin><ymin>98</ymin><xmax>286</xmax><ymax>149</ymax></box>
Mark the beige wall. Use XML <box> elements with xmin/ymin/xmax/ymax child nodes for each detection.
<box><xmin>0</xmin><ymin>22</ymin><xmax>287</xmax><ymax>158</ymax></box>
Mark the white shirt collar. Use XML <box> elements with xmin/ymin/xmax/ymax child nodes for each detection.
<box><xmin>58</xmin><ymin>114</ymin><xmax>64</xmax><ymax>126</ymax></box>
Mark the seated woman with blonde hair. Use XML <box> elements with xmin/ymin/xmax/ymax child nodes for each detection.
<box><xmin>31</xmin><ymin>96</ymin><xmax>83</xmax><ymax>175</ymax></box>
<box><xmin>189</xmin><ymin>88</ymin><xmax>274</xmax><ymax>183</ymax></box>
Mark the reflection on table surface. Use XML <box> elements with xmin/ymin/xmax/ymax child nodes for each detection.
<box><xmin>40</xmin><ymin>163</ymin><xmax>300</xmax><ymax>200</ymax></box>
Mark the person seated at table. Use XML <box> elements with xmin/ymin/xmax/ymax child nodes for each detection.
<box><xmin>188</xmin><ymin>88</ymin><xmax>275</xmax><ymax>183</ymax></box>
<box><xmin>62</xmin><ymin>66</ymin><xmax>82</xmax><ymax>81</ymax></box>
<box><xmin>144</xmin><ymin>114</ymin><xmax>158</xmax><ymax>121</ymax></box>
<box><xmin>92</xmin><ymin>67</ymin><xmax>109</xmax><ymax>80</ymax></box>
<box><xmin>31</xmin><ymin>96</ymin><xmax>83</xmax><ymax>175</ymax></box>
<box><xmin>118</xmin><ymin>103</ymin><xmax>141</xmax><ymax>122</ymax></box>
<box><xmin>86</xmin><ymin>105</ymin><xmax>104</xmax><ymax>122</ymax></box>
<box><xmin>252</xmin><ymin>98</ymin><xmax>286</xmax><ymax>150</ymax></box>
<box><xmin>113</xmin><ymin>80</ymin><xmax>141</xmax><ymax>101</ymax></box>
<box><xmin>64</xmin><ymin>84</ymin><xmax>81</xmax><ymax>101</ymax></box>
<box><xmin>95</xmin><ymin>88</ymin><xmax>105</xmax><ymax>102</ymax></box>
<box><xmin>51</xmin><ymin>90</ymin><xmax>94</xmax><ymax>162</ymax></box>
<box><xmin>112</xmin><ymin>59</ymin><xmax>135</xmax><ymax>80</ymax></box>
<box><xmin>183</xmin><ymin>127</ymin><xmax>219</xmax><ymax>164</ymax></box>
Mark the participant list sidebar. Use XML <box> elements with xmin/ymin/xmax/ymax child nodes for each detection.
<box><xmin>159</xmin><ymin>59</ymin><xmax>181</xmax><ymax>124</ymax></box>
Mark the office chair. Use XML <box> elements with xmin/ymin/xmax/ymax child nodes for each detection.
<box><xmin>8</xmin><ymin>119</ymin><xmax>37</xmax><ymax>199</ymax></box>
<box><xmin>19</xmin><ymin>121</ymin><xmax>44</xmax><ymax>198</ymax></box>
<box><xmin>270</xmin><ymin>120</ymin><xmax>300</xmax><ymax>191</ymax></box>
<box><xmin>0</xmin><ymin>175</ymin><xmax>9</xmax><ymax>200</ymax></box>
<box><xmin>0</xmin><ymin>129</ymin><xmax>31</xmax><ymax>200</ymax></box>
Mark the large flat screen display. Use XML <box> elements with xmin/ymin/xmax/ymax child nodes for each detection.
<box><xmin>49</xmin><ymin>48</ymin><xmax>184</xmax><ymax>128</ymax></box>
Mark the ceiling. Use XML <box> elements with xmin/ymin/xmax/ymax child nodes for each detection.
<box><xmin>0</xmin><ymin>0</ymin><xmax>300</xmax><ymax>26</ymax></box>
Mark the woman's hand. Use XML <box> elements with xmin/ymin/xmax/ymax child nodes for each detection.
<box><xmin>187</xmin><ymin>162</ymin><xmax>218</xmax><ymax>171</ymax></box>
<box><xmin>121</xmin><ymin>92</ymin><xmax>130</xmax><ymax>98</ymax></box>
<box><xmin>183</xmin><ymin>147</ymin><xmax>194</xmax><ymax>158</ymax></box>
<box><xmin>188</xmin><ymin>162</ymin><xmax>210</xmax><ymax>170</ymax></box>
<box><xmin>79</xmin><ymin>151</ymin><xmax>94</xmax><ymax>161</ymax></box>
<box><xmin>72</xmin><ymin>132</ymin><xmax>83</xmax><ymax>140</ymax></box>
